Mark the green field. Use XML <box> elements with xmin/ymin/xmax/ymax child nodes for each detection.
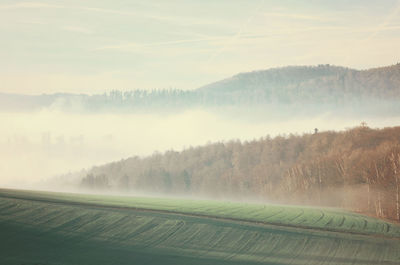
<box><xmin>0</xmin><ymin>188</ymin><xmax>399</xmax><ymax>265</ymax></box>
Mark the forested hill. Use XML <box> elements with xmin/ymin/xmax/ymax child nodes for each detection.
<box><xmin>197</xmin><ymin>64</ymin><xmax>400</xmax><ymax>104</ymax></box>
<box><xmin>78</xmin><ymin>125</ymin><xmax>400</xmax><ymax>222</ymax></box>
<box><xmin>1</xmin><ymin>63</ymin><xmax>400</xmax><ymax>112</ymax></box>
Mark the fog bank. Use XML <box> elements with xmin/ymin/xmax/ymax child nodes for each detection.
<box><xmin>1</xmin><ymin>109</ymin><xmax>400</xmax><ymax>187</ymax></box>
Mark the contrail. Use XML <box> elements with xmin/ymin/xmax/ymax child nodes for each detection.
<box><xmin>364</xmin><ymin>0</ymin><xmax>400</xmax><ymax>42</ymax></box>
<box><xmin>343</xmin><ymin>0</ymin><xmax>400</xmax><ymax>66</ymax></box>
<box><xmin>206</xmin><ymin>0</ymin><xmax>265</xmax><ymax>65</ymax></box>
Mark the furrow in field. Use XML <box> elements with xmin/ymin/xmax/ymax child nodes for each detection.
<box><xmin>142</xmin><ymin>219</ymin><xmax>187</xmax><ymax>249</ymax></box>
<box><xmin>1</xmin><ymin>190</ymin><xmax>400</xmax><ymax>238</ymax></box>
<box><xmin>1</xmin><ymin>193</ymin><xmax>400</xmax><ymax>265</ymax></box>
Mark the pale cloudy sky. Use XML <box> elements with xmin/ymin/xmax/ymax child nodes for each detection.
<box><xmin>1</xmin><ymin>0</ymin><xmax>400</xmax><ymax>94</ymax></box>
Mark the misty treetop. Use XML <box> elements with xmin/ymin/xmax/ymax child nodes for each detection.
<box><xmin>79</xmin><ymin>125</ymin><xmax>400</xmax><ymax>222</ymax></box>
<box><xmin>1</xmin><ymin>63</ymin><xmax>400</xmax><ymax>113</ymax></box>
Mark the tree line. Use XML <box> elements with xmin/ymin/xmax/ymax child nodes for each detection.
<box><xmin>81</xmin><ymin>124</ymin><xmax>400</xmax><ymax>222</ymax></box>
<box><xmin>2</xmin><ymin>64</ymin><xmax>400</xmax><ymax>113</ymax></box>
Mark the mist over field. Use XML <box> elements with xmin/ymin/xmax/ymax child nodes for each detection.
<box><xmin>1</xmin><ymin>106</ymin><xmax>400</xmax><ymax>188</ymax></box>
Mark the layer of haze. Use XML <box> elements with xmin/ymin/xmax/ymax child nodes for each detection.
<box><xmin>2</xmin><ymin>0</ymin><xmax>400</xmax><ymax>190</ymax></box>
<box><xmin>1</xmin><ymin>0</ymin><xmax>400</xmax><ymax>94</ymax></box>
<box><xmin>1</xmin><ymin>109</ymin><xmax>400</xmax><ymax>188</ymax></box>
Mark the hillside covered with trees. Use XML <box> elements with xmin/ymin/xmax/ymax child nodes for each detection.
<box><xmin>80</xmin><ymin>124</ymin><xmax>400</xmax><ymax>222</ymax></box>
<box><xmin>2</xmin><ymin>63</ymin><xmax>400</xmax><ymax>113</ymax></box>
<box><xmin>198</xmin><ymin>63</ymin><xmax>400</xmax><ymax>105</ymax></box>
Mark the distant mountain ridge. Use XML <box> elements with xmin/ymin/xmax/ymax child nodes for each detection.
<box><xmin>1</xmin><ymin>63</ymin><xmax>400</xmax><ymax>112</ymax></box>
<box><xmin>198</xmin><ymin>63</ymin><xmax>400</xmax><ymax>102</ymax></box>
<box><xmin>199</xmin><ymin>64</ymin><xmax>354</xmax><ymax>93</ymax></box>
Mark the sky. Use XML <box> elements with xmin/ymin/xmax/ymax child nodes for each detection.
<box><xmin>0</xmin><ymin>0</ymin><xmax>400</xmax><ymax>94</ymax></box>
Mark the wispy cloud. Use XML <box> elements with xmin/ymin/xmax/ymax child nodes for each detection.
<box><xmin>16</xmin><ymin>20</ymin><xmax>47</xmax><ymax>25</ymax></box>
<box><xmin>206</xmin><ymin>0</ymin><xmax>266</xmax><ymax>64</ymax></box>
<box><xmin>263</xmin><ymin>12</ymin><xmax>331</xmax><ymax>22</ymax></box>
<box><xmin>1</xmin><ymin>0</ymin><xmax>399</xmax><ymax>94</ymax></box>
<box><xmin>0</xmin><ymin>2</ymin><xmax>140</xmax><ymax>16</ymax></box>
<box><xmin>364</xmin><ymin>0</ymin><xmax>400</xmax><ymax>40</ymax></box>
<box><xmin>342</xmin><ymin>0</ymin><xmax>400</xmax><ymax>66</ymax></box>
<box><xmin>74</xmin><ymin>6</ymin><xmax>139</xmax><ymax>16</ymax></box>
<box><xmin>94</xmin><ymin>37</ymin><xmax>230</xmax><ymax>52</ymax></box>
<box><xmin>93</xmin><ymin>32</ymin><xmax>288</xmax><ymax>54</ymax></box>
<box><xmin>76</xmin><ymin>6</ymin><xmax>227</xmax><ymax>27</ymax></box>
<box><xmin>0</xmin><ymin>2</ymin><xmax>63</xmax><ymax>9</ymax></box>
<box><xmin>62</xmin><ymin>26</ymin><xmax>93</xmax><ymax>34</ymax></box>
<box><xmin>0</xmin><ymin>1</ymin><xmax>225</xmax><ymax>27</ymax></box>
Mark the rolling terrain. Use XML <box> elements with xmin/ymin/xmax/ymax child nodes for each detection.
<box><xmin>0</xmin><ymin>188</ymin><xmax>399</xmax><ymax>265</ymax></box>
<box><xmin>1</xmin><ymin>63</ymin><xmax>400</xmax><ymax>113</ymax></box>
<box><xmin>77</xmin><ymin>125</ymin><xmax>400</xmax><ymax>222</ymax></box>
